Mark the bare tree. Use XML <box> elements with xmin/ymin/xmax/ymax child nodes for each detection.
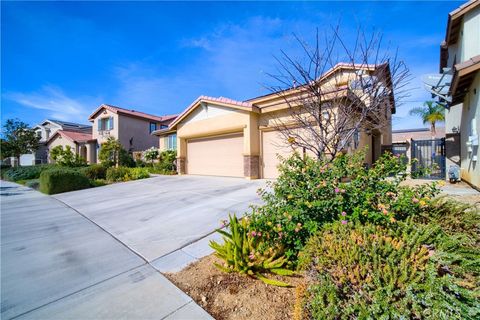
<box><xmin>266</xmin><ymin>26</ymin><xmax>411</xmax><ymax>160</ymax></box>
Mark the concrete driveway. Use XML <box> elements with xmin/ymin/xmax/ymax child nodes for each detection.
<box><xmin>1</xmin><ymin>176</ymin><xmax>264</xmax><ymax>319</ymax></box>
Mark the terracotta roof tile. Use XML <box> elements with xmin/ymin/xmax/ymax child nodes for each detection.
<box><xmin>57</xmin><ymin>130</ymin><xmax>94</xmax><ymax>143</ymax></box>
<box><xmin>89</xmin><ymin>104</ymin><xmax>178</xmax><ymax>123</ymax></box>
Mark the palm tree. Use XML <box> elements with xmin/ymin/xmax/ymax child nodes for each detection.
<box><xmin>409</xmin><ymin>101</ymin><xmax>445</xmax><ymax>136</ymax></box>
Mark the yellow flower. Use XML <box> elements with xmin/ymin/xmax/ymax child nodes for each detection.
<box><xmin>419</xmin><ymin>200</ymin><xmax>426</xmax><ymax>207</ymax></box>
<box><xmin>390</xmin><ymin>217</ymin><xmax>396</xmax><ymax>223</ymax></box>
<box><xmin>438</xmin><ymin>180</ymin><xmax>446</xmax><ymax>187</ymax></box>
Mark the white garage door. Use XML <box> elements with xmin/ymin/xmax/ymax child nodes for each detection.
<box><xmin>186</xmin><ymin>133</ymin><xmax>244</xmax><ymax>177</ymax></box>
<box><xmin>262</xmin><ymin>131</ymin><xmax>295</xmax><ymax>179</ymax></box>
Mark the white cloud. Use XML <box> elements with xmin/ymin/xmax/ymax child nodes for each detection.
<box><xmin>4</xmin><ymin>86</ymin><xmax>98</xmax><ymax>123</ymax></box>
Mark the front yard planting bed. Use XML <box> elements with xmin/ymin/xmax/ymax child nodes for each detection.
<box><xmin>166</xmin><ymin>255</ymin><xmax>304</xmax><ymax>320</ymax></box>
<box><xmin>174</xmin><ymin>151</ymin><xmax>479</xmax><ymax>319</ymax></box>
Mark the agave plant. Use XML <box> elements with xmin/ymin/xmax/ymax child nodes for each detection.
<box><xmin>210</xmin><ymin>214</ymin><xmax>294</xmax><ymax>286</ymax></box>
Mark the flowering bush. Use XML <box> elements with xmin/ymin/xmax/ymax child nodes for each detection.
<box><xmin>143</xmin><ymin>147</ymin><xmax>159</xmax><ymax>165</ymax></box>
<box><xmin>209</xmin><ymin>214</ymin><xmax>294</xmax><ymax>286</ymax></box>
<box><xmin>147</xmin><ymin>150</ymin><xmax>177</xmax><ymax>174</ymax></box>
<box><xmin>49</xmin><ymin>145</ymin><xmax>87</xmax><ymax>167</ymax></box>
<box><xmin>250</xmin><ymin>151</ymin><xmax>440</xmax><ymax>260</ymax></box>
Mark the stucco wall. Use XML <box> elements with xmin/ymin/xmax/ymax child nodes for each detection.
<box><xmin>459</xmin><ymin>5</ymin><xmax>480</xmax><ymax>62</ymax></box>
<box><xmin>117</xmin><ymin>115</ymin><xmax>160</xmax><ymax>152</ymax></box>
<box><xmin>91</xmin><ymin>109</ymin><xmax>119</xmax><ymax>145</ymax></box>
<box><xmin>46</xmin><ymin>135</ymin><xmax>77</xmax><ymax>163</ymax></box>
<box><xmin>459</xmin><ymin>71</ymin><xmax>480</xmax><ymax>188</ymax></box>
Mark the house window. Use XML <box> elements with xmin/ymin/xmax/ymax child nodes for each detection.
<box><xmin>98</xmin><ymin>117</ymin><xmax>114</xmax><ymax>131</ymax></box>
<box><xmin>166</xmin><ymin>134</ymin><xmax>177</xmax><ymax>150</ymax></box>
<box><xmin>149</xmin><ymin>122</ymin><xmax>157</xmax><ymax>133</ymax></box>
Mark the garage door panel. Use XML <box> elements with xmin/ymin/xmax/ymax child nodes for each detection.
<box><xmin>262</xmin><ymin>131</ymin><xmax>295</xmax><ymax>179</ymax></box>
<box><xmin>187</xmin><ymin>133</ymin><xmax>243</xmax><ymax>177</ymax></box>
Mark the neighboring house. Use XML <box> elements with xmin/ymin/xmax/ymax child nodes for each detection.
<box><xmin>392</xmin><ymin>127</ymin><xmax>446</xmax><ymax>143</ymax></box>
<box><xmin>436</xmin><ymin>0</ymin><xmax>479</xmax><ymax>188</ymax></box>
<box><xmin>15</xmin><ymin>119</ymin><xmax>91</xmax><ymax>166</ymax></box>
<box><xmin>88</xmin><ymin>104</ymin><xmax>177</xmax><ymax>160</ymax></box>
<box><xmin>154</xmin><ymin>63</ymin><xmax>394</xmax><ymax>179</ymax></box>
<box><xmin>46</xmin><ymin>129</ymin><xmax>96</xmax><ymax>163</ymax></box>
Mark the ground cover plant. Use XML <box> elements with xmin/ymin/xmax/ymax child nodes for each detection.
<box><xmin>296</xmin><ymin>218</ymin><xmax>479</xmax><ymax>319</ymax></box>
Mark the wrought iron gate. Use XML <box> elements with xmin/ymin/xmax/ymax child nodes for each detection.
<box><xmin>411</xmin><ymin>138</ymin><xmax>446</xmax><ymax>179</ymax></box>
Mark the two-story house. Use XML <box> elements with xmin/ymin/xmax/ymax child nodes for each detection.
<box><xmin>438</xmin><ymin>0</ymin><xmax>479</xmax><ymax>188</ymax></box>
<box><xmin>32</xmin><ymin>119</ymin><xmax>91</xmax><ymax>165</ymax></box>
<box><xmin>88</xmin><ymin>104</ymin><xmax>177</xmax><ymax>161</ymax></box>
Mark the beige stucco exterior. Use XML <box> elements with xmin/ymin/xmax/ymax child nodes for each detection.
<box><xmin>46</xmin><ymin>133</ymin><xmax>97</xmax><ymax>164</ymax></box>
<box><xmin>91</xmin><ymin>109</ymin><xmax>120</xmax><ymax>147</ymax></box>
<box><xmin>441</xmin><ymin>1</ymin><xmax>480</xmax><ymax>188</ymax></box>
<box><xmin>155</xmin><ymin>64</ymin><xmax>394</xmax><ymax>179</ymax></box>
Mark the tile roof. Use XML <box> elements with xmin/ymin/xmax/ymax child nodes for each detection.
<box><xmin>89</xmin><ymin>104</ymin><xmax>178</xmax><ymax>122</ymax></box>
<box><xmin>56</xmin><ymin>130</ymin><xmax>94</xmax><ymax>143</ymax></box>
<box><xmin>198</xmin><ymin>96</ymin><xmax>253</xmax><ymax>108</ymax></box>
<box><xmin>164</xmin><ymin>95</ymin><xmax>255</xmax><ymax>130</ymax></box>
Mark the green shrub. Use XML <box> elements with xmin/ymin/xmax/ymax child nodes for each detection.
<box><xmin>106</xmin><ymin>167</ymin><xmax>149</xmax><ymax>182</ymax></box>
<box><xmin>297</xmin><ymin>221</ymin><xmax>479</xmax><ymax>319</ymax></box>
<box><xmin>2</xmin><ymin>164</ymin><xmax>57</xmax><ymax>181</ymax></box>
<box><xmin>249</xmin><ymin>151</ymin><xmax>440</xmax><ymax>260</ymax></box>
<box><xmin>49</xmin><ymin>145</ymin><xmax>87</xmax><ymax>167</ymax></box>
<box><xmin>39</xmin><ymin>168</ymin><xmax>91</xmax><ymax>195</ymax></box>
<box><xmin>119</xmin><ymin>149</ymin><xmax>136</xmax><ymax>167</ymax></box>
<box><xmin>80</xmin><ymin>164</ymin><xmax>107</xmax><ymax>180</ymax></box>
<box><xmin>210</xmin><ymin>214</ymin><xmax>294</xmax><ymax>286</ymax></box>
<box><xmin>143</xmin><ymin>147</ymin><xmax>159</xmax><ymax>166</ymax></box>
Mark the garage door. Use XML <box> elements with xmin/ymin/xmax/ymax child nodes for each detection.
<box><xmin>186</xmin><ymin>133</ymin><xmax>244</xmax><ymax>177</ymax></box>
<box><xmin>262</xmin><ymin>131</ymin><xmax>295</xmax><ymax>179</ymax></box>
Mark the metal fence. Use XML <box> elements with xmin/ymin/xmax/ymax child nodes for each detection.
<box><xmin>411</xmin><ymin>138</ymin><xmax>446</xmax><ymax>179</ymax></box>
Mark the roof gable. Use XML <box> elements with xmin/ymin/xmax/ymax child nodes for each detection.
<box><xmin>167</xmin><ymin>96</ymin><xmax>258</xmax><ymax>129</ymax></box>
<box><xmin>88</xmin><ymin>104</ymin><xmax>177</xmax><ymax>123</ymax></box>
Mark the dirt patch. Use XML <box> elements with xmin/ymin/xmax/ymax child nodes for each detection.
<box><xmin>165</xmin><ymin>255</ymin><xmax>303</xmax><ymax>320</ymax></box>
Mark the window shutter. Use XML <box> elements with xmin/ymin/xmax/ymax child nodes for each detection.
<box><xmin>109</xmin><ymin>117</ymin><xmax>114</xmax><ymax>130</ymax></box>
<box><xmin>98</xmin><ymin>119</ymin><xmax>101</xmax><ymax>131</ymax></box>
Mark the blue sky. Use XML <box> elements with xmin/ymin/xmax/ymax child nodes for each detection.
<box><xmin>1</xmin><ymin>1</ymin><xmax>462</xmax><ymax>129</ymax></box>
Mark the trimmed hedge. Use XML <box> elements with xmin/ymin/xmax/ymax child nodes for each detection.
<box><xmin>2</xmin><ymin>164</ymin><xmax>57</xmax><ymax>181</ymax></box>
<box><xmin>80</xmin><ymin>164</ymin><xmax>107</xmax><ymax>180</ymax></box>
<box><xmin>39</xmin><ymin>168</ymin><xmax>91</xmax><ymax>195</ymax></box>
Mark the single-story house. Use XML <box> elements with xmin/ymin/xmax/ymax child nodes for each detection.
<box><xmin>154</xmin><ymin>63</ymin><xmax>394</xmax><ymax>179</ymax></box>
<box><xmin>46</xmin><ymin>129</ymin><xmax>97</xmax><ymax>163</ymax></box>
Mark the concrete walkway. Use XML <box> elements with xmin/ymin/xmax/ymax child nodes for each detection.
<box><xmin>0</xmin><ymin>180</ymin><xmax>228</xmax><ymax>319</ymax></box>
